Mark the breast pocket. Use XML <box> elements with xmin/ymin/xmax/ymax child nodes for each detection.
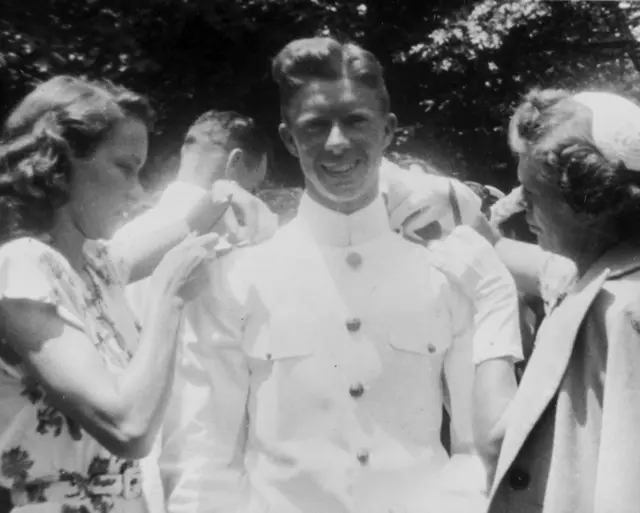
<box><xmin>243</xmin><ymin>317</ymin><xmax>333</xmax><ymax>442</ymax></box>
<box><xmin>387</xmin><ymin>311</ymin><xmax>452</xmax><ymax>358</ymax></box>
<box><xmin>243</xmin><ymin>318</ymin><xmax>315</xmax><ymax>362</ymax></box>
<box><xmin>371</xmin><ymin>312</ymin><xmax>453</xmax><ymax>440</ymax></box>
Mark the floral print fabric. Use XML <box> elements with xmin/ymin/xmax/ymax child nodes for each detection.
<box><xmin>0</xmin><ymin>237</ymin><xmax>143</xmax><ymax>513</ymax></box>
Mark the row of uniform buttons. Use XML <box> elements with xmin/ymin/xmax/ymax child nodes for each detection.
<box><xmin>345</xmin><ymin>251</ymin><xmax>363</xmax><ymax>334</ymax></box>
<box><xmin>346</xmin><ymin>250</ymin><xmax>365</xmax><ymax>398</ymax></box>
<box><xmin>347</xmin><ymin>250</ymin><xmax>369</xmax><ymax>466</ymax></box>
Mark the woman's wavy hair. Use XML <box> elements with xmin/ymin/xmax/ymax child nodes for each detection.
<box><xmin>0</xmin><ymin>75</ymin><xmax>154</xmax><ymax>243</ymax></box>
<box><xmin>508</xmin><ymin>88</ymin><xmax>640</xmax><ymax>226</ymax></box>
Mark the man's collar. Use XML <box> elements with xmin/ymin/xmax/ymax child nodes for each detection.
<box><xmin>297</xmin><ymin>193</ymin><xmax>391</xmax><ymax>247</ymax></box>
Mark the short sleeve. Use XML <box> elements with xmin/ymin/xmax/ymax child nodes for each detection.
<box><xmin>108</xmin><ymin>181</ymin><xmax>209</xmax><ymax>284</ymax></box>
<box><xmin>445</xmin><ymin>274</ymin><xmax>476</xmax><ymax>340</ymax></box>
<box><xmin>430</xmin><ymin>227</ymin><xmax>524</xmax><ymax>364</ymax></box>
<box><xmin>0</xmin><ymin>238</ymin><xmax>85</xmax><ymax>331</ymax></box>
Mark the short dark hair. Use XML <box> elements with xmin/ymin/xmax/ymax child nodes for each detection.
<box><xmin>0</xmin><ymin>75</ymin><xmax>153</xmax><ymax>243</ymax></box>
<box><xmin>272</xmin><ymin>37</ymin><xmax>390</xmax><ymax>120</ymax></box>
<box><xmin>182</xmin><ymin>110</ymin><xmax>270</xmax><ymax>165</ymax></box>
<box><xmin>509</xmin><ymin>88</ymin><xmax>640</xmax><ymax>221</ymax></box>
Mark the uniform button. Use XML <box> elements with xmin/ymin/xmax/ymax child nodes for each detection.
<box><xmin>508</xmin><ymin>467</ymin><xmax>530</xmax><ymax>491</ymax></box>
<box><xmin>427</xmin><ymin>343</ymin><xmax>436</xmax><ymax>354</ymax></box>
<box><xmin>346</xmin><ymin>252</ymin><xmax>363</xmax><ymax>269</ymax></box>
<box><xmin>346</xmin><ymin>318</ymin><xmax>362</xmax><ymax>332</ymax></box>
<box><xmin>356</xmin><ymin>449</ymin><xmax>370</xmax><ymax>466</ymax></box>
<box><xmin>349</xmin><ymin>382</ymin><xmax>365</xmax><ymax>398</ymax></box>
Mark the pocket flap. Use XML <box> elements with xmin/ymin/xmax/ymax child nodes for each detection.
<box><xmin>388</xmin><ymin>313</ymin><xmax>451</xmax><ymax>356</ymax></box>
<box><xmin>244</xmin><ymin>317</ymin><xmax>315</xmax><ymax>361</ymax></box>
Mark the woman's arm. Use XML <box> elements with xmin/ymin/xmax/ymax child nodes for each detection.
<box><xmin>432</xmin><ymin>227</ymin><xmax>522</xmax><ymax>487</ymax></box>
<box><xmin>0</xmin><ymin>235</ymin><xmax>221</xmax><ymax>459</ymax></box>
<box><xmin>2</xmin><ymin>296</ymin><xmax>181</xmax><ymax>459</ymax></box>
<box><xmin>110</xmin><ymin>184</ymin><xmax>230</xmax><ymax>284</ymax></box>
<box><xmin>110</xmin><ymin>180</ymin><xmax>278</xmax><ymax>284</ymax></box>
<box><xmin>473</xmin><ymin>358</ymin><xmax>517</xmax><ymax>485</ymax></box>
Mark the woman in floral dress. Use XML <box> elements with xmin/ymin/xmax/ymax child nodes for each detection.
<box><xmin>0</xmin><ymin>76</ymin><xmax>226</xmax><ymax>513</ymax></box>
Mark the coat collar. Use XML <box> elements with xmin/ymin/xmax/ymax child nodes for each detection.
<box><xmin>296</xmin><ymin>193</ymin><xmax>391</xmax><ymax>247</ymax></box>
<box><xmin>490</xmin><ymin>237</ymin><xmax>640</xmax><ymax>497</ymax></box>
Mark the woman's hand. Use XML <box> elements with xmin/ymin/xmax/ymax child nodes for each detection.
<box><xmin>211</xmin><ymin>180</ymin><xmax>279</xmax><ymax>245</ymax></box>
<box><xmin>151</xmin><ymin>232</ymin><xmax>232</xmax><ymax>303</ymax></box>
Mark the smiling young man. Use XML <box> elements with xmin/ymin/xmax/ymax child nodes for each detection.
<box><xmin>162</xmin><ymin>37</ymin><xmax>521</xmax><ymax>513</ymax></box>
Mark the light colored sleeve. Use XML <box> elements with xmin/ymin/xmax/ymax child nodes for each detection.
<box><xmin>114</xmin><ymin>182</ymin><xmax>208</xmax><ymax>241</ymax></box>
<box><xmin>0</xmin><ymin>238</ymin><xmax>86</xmax><ymax>327</ymax></box>
<box><xmin>160</xmin><ymin>251</ymin><xmax>252</xmax><ymax>513</ymax></box>
<box><xmin>430</xmin><ymin>226</ymin><xmax>523</xmax><ymax>364</ymax></box>
<box><xmin>0</xmin><ymin>238</ymin><xmax>87</xmax><ymax>378</ymax></box>
<box><xmin>593</xmin><ymin>297</ymin><xmax>640</xmax><ymax>512</ymax></box>
<box><xmin>110</xmin><ymin>182</ymin><xmax>209</xmax><ymax>284</ymax></box>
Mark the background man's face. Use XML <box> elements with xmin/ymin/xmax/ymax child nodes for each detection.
<box><xmin>281</xmin><ymin>78</ymin><xmax>396</xmax><ymax>213</ymax></box>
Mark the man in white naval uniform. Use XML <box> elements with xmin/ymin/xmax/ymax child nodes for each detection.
<box><xmin>162</xmin><ymin>37</ymin><xmax>522</xmax><ymax>513</ymax></box>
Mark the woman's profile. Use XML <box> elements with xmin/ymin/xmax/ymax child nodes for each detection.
<box><xmin>0</xmin><ymin>75</ymin><xmax>225</xmax><ymax>513</ymax></box>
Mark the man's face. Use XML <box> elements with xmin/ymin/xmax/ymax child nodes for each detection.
<box><xmin>280</xmin><ymin>79</ymin><xmax>396</xmax><ymax>213</ymax></box>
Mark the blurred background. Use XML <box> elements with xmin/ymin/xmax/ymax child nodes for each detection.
<box><xmin>2</xmin><ymin>0</ymin><xmax>640</xmax><ymax>195</ymax></box>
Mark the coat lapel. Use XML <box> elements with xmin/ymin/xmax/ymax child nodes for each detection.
<box><xmin>490</xmin><ymin>237</ymin><xmax>640</xmax><ymax>500</ymax></box>
<box><xmin>490</xmin><ymin>265</ymin><xmax>610</xmax><ymax>497</ymax></box>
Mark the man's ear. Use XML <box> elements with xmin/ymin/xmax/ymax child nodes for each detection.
<box><xmin>382</xmin><ymin>113</ymin><xmax>398</xmax><ymax>150</ymax></box>
<box><xmin>279</xmin><ymin>123</ymin><xmax>299</xmax><ymax>158</ymax></box>
<box><xmin>225</xmin><ymin>148</ymin><xmax>244</xmax><ymax>181</ymax></box>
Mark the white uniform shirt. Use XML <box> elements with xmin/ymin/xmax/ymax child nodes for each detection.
<box><xmin>161</xmin><ymin>194</ymin><xmax>519</xmax><ymax>513</ymax></box>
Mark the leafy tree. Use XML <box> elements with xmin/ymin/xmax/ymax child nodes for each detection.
<box><xmin>1</xmin><ymin>0</ymin><xmax>640</xmax><ymax>192</ymax></box>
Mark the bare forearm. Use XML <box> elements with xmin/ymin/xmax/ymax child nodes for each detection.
<box><xmin>494</xmin><ymin>237</ymin><xmax>545</xmax><ymax>297</ymax></box>
<box><xmin>111</xmin><ymin>298</ymin><xmax>184</xmax><ymax>455</ymax></box>
<box><xmin>473</xmin><ymin>359</ymin><xmax>517</xmax><ymax>480</ymax></box>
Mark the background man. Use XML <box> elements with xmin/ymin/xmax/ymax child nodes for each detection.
<box><xmin>123</xmin><ymin>110</ymin><xmax>276</xmax><ymax>512</ymax></box>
